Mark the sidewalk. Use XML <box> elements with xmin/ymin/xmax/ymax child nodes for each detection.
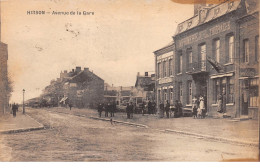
<box><xmin>0</xmin><ymin>111</ymin><xmax>44</xmax><ymax>134</ymax></box>
<box><xmin>40</xmin><ymin>107</ymin><xmax>259</xmax><ymax>146</ymax></box>
<box><xmin>109</xmin><ymin>112</ymin><xmax>259</xmax><ymax>146</ymax></box>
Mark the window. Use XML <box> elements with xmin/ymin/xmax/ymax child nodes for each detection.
<box><xmin>199</xmin><ymin>44</ymin><xmax>206</xmax><ymax>71</ymax></box>
<box><xmin>187</xmin><ymin>48</ymin><xmax>192</xmax><ymax>70</ymax></box>
<box><xmin>178</xmin><ymin>51</ymin><xmax>182</xmax><ymax>73</ymax></box>
<box><xmin>256</xmin><ymin>36</ymin><xmax>259</xmax><ymax>62</ymax></box>
<box><xmin>178</xmin><ymin>82</ymin><xmax>183</xmax><ymax>103</ymax></box>
<box><xmin>187</xmin><ymin>81</ymin><xmax>192</xmax><ymax>105</ymax></box>
<box><xmin>249</xmin><ymin>78</ymin><xmax>258</xmax><ymax>107</ymax></box>
<box><xmin>213</xmin><ymin>77</ymin><xmax>235</xmax><ymax>104</ymax></box>
<box><xmin>227</xmin><ymin>77</ymin><xmax>234</xmax><ymax>103</ymax></box>
<box><xmin>170</xmin><ymin>88</ymin><xmax>173</xmax><ymax>104</ymax></box>
<box><xmin>157</xmin><ymin>62</ymin><xmax>161</xmax><ymax>79</ymax></box>
<box><xmin>164</xmin><ymin>89</ymin><xmax>168</xmax><ymax>102</ymax></box>
<box><xmin>244</xmin><ymin>39</ymin><xmax>249</xmax><ymax>63</ymax></box>
<box><xmin>213</xmin><ymin>39</ymin><xmax>220</xmax><ymax>63</ymax></box>
<box><xmin>169</xmin><ymin>59</ymin><xmax>173</xmax><ymax>76</ymax></box>
<box><xmin>227</xmin><ymin>35</ymin><xmax>234</xmax><ymax>63</ymax></box>
<box><xmin>163</xmin><ymin>61</ymin><xmax>167</xmax><ymax>77</ymax></box>
<box><xmin>213</xmin><ymin>79</ymin><xmax>220</xmax><ymax>103</ymax></box>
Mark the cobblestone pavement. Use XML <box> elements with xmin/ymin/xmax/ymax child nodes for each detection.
<box><xmin>0</xmin><ymin>107</ymin><xmax>258</xmax><ymax>161</ymax></box>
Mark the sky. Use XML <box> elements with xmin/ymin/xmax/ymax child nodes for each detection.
<box><xmin>1</xmin><ymin>0</ymin><xmax>194</xmax><ymax>103</ymax></box>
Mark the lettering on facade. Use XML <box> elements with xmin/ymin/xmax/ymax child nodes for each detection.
<box><xmin>158</xmin><ymin>77</ymin><xmax>173</xmax><ymax>84</ymax></box>
<box><xmin>178</xmin><ymin>21</ymin><xmax>231</xmax><ymax>48</ymax></box>
<box><xmin>240</xmin><ymin>68</ymin><xmax>256</xmax><ymax>77</ymax></box>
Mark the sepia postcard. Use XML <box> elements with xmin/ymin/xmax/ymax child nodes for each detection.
<box><xmin>0</xmin><ymin>0</ymin><xmax>259</xmax><ymax>163</ymax></box>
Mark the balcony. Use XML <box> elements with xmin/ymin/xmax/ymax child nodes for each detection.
<box><xmin>187</xmin><ymin>60</ymin><xmax>208</xmax><ymax>75</ymax></box>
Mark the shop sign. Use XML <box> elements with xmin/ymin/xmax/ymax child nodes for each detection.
<box><xmin>240</xmin><ymin>68</ymin><xmax>256</xmax><ymax>77</ymax></box>
<box><xmin>178</xmin><ymin>21</ymin><xmax>230</xmax><ymax>47</ymax></box>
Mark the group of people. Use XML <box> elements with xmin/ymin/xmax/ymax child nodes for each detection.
<box><xmin>97</xmin><ymin>101</ymin><xmax>117</xmax><ymax>118</ymax></box>
<box><xmin>10</xmin><ymin>103</ymin><xmax>19</xmax><ymax>117</ymax></box>
<box><xmin>141</xmin><ymin>100</ymin><xmax>156</xmax><ymax>115</ymax></box>
<box><xmin>192</xmin><ymin>95</ymin><xmax>207</xmax><ymax>119</ymax></box>
<box><xmin>159</xmin><ymin>100</ymin><xmax>183</xmax><ymax>118</ymax></box>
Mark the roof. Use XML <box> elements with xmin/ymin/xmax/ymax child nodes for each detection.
<box><xmin>70</xmin><ymin>70</ymin><xmax>104</xmax><ymax>83</ymax></box>
<box><xmin>135</xmin><ymin>76</ymin><xmax>155</xmax><ymax>88</ymax></box>
<box><xmin>154</xmin><ymin>41</ymin><xmax>175</xmax><ymax>54</ymax></box>
<box><xmin>175</xmin><ymin>0</ymin><xmax>242</xmax><ymax>35</ymax></box>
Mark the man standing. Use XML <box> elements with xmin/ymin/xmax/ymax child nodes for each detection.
<box><xmin>97</xmin><ymin>103</ymin><xmax>103</xmax><ymax>117</ymax></box>
<box><xmin>148</xmin><ymin>100</ymin><xmax>152</xmax><ymax>114</ymax></box>
<box><xmin>165</xmin><ymin>100</ymin><xmax>170</xmax><ymax>118</ymax></box>
<box><xmin>159</xmin><ymin>102</ymin><xmax>164</xmax><ymax>118</ymax></box>
<box><xmin>12</xmin><ymin>103</ymin><xmax>17</xmax><ymax>117</ymax></box>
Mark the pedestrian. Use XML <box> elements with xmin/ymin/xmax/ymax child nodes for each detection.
<box><xmin>152</xmin><ymin>100</ymin><xmax>156</xmax><ymax>114</ymax></box>
<box><xmin>165</xmin><ymin>100</ymin><xmax>170</xmax><ymax>118</ymax></box>
<box><xmin>97</xmin><ymin>103</ymin><xmax>103</xmax><ymax>117</ymax></box>
<box><xmin>105</xmin><ymin>102</ymin><xmax>109</xmax><ymax>117</ymax></box>
<box><xmin>192</xmin><ymin>96</ymin><xmax>198</xmax><ymax>119</ymax></box>
<box><xmin>12</xmin><ymin>103</ymin><xmax>17</xmax><ymax>117</ymax></box>
<box><xmin>111</xmin><ymin>101</ymin><xmax>116</xmax><ymax>117</ymax></box>
<box><xmin>159</xmin><ymin>102</ymin><xmax>164</xmax><ymax>118</ymax></box>
<box><xmin>141</xmin><ymin>101</ymin><xmax>146</xmax><ymax>116</ymax></box>
<box><xmin>174</xmin><ymin>100</ymin><xmax>179</xmax><ymax>118</ymax></box>
<box><xmin>130</xmin><ymin>102</ymin><xmax>134</xmax><ymax>119</ymax></box>
<box><xmin>148</xmin><ymin>100</ymin><xmax>152</xmax><ymax>114</ymax></box>
<box><xmin>126</xmin><ymin>103</ymin><xmax>130</xmax><ymax>119</ymax></box>
<box><xmin>217</xmin><ymin>93</ymin><xmax>223</xmax><ymax>113</ymax></box>
<box><xmin>69</xmin><ymin>103</ymin><xmax>73</xmax><ymax>110</ymax></box>
<box><xmin>198</xmin><ymin>96</ymin><xmax>205</xmax><ymax>119</ymax></box>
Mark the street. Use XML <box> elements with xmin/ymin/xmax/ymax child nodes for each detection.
<box><xmin>0</xmin><ymin>108</ymin><xmax>258</xmax><ymax>161</ymax></box>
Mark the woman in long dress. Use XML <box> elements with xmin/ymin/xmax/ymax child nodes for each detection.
<box><xmin>198</xmin><ymin>96</ymin><xmax>205</xmax><ymax>118</ymax></box>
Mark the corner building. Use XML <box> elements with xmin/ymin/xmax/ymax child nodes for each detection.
<box><xmin>154</xmin><ymin>0</ymin><xmax>259</xmax><ymax>119</ymax></box>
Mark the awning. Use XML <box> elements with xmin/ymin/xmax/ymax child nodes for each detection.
<box><xmin>210</xmin><ymin>72</ymin><xmax>234</xmax><ymax>79</ymax></box>
<box><xmin>59</xmin><ymin>97</ymin><xmax>68</xmax><ymax>103</ymax></box>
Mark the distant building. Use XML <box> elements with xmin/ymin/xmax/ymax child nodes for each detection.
<box><xmin>43</xmin><ymin>66</ymin><xmax>104</xmax><ymax>108</ymax></box>
<box><xmin>135</xmin><ymin>71</ymin><xmax>155</xmax><ymax>101</ymax></box>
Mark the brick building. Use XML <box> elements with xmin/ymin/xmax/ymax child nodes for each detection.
<box><xmin>154</xmin><ymin>0</ymin><xmax>259</xmax><ymax>119</ymax></box>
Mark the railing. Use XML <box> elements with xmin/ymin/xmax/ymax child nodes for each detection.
<box><xmin>187</xmin><ymin>60</ymin><xmax>207</xmax><ymax>73</ymax></box>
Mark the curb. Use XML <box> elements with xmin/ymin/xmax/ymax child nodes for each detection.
<box><xmin>89</xmin><ymin>116</ymin><xmax>149</xmax><ymax>128</ymax></box>
<box><xmin>0</xmin><ymin>114</ymin><xmax>45</xmax><ymax>134</ymax></box>
<box><xmin>0</xmin><ymin>126</ymin><xmax>45</xmax><ymax>134</ymax></box>
<box><xmin>165</xmin><ymin>129</ymin><xmax>258</xmax><ymax>147</ymax></box>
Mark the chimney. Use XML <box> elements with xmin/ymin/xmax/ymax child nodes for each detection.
<box><xmin>76</xmin><ymin>66</ymin><xmax>81</xmax><ymax>73</ymax></box>
<box><xmin>72</xmin><ymin>69</ymin><xmax>75</xmax><ymax>73</ymax></box>
<box><xmin>64</xmin><ymin>70</ymin><xmax>67</xmax><ymax>73</ymax></box>
<box><xmin>84</xmin><ymin>68</ymin><xmax>89</xmax><ymax>71</ymax></box>
<box><xmin>137</xmin><ymin>72</ymin><xmax>140</xmax><ymax>77</ymax></box>
<box><xmin>145</xmin><ymin>72</ymin><xmax>148</xmax><ymax>76</ymax></box>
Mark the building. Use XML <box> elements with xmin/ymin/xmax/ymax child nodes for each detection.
<box><xmin>43</xmin><ymin>66</ymin><xmax>104</xmax><ymax>108</ymax></box>
<box><xmin>154</xmin><ymin>41</ymin><xmax>175</xmax><ymax>109</ymax></box>
<box><xmin>154</xmin><ymin>0</ymin><xmax>259</xmax><ymax>119</ymax></box>
<box><xmin>0</xmin><ymin>2</ymin><xmax>10</xmax><ymax>114</ymax></box>
<box><xmin>135</xmin><ymin>71</ymin><xmax>155</xmax><ymax>101</ymax></box>
<box><xmin>0</xmin><ymin>42</ymin><xmax>9</xmax><ymax>114</ymax></box>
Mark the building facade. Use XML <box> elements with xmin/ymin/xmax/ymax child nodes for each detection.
<box><xmin>154</xmin><ymin>0</ymin><xmax>259</xmax><ymax>119</ymax></box>
<box><xmin>154</xmin><ymin>41</ymin><xmax>175</xmax><ymax>109</ymax></box>
<box><xmin>0</xmin><ymin>42</ymin><xmax>9</xmax><ymax>114</ymax></box>
<box><xmin>42</xmin><ymin>66</ymin><xmax>104</xmax><ymax>108</ymax></box>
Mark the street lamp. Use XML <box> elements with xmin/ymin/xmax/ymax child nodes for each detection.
<box><xmin>23</xmin><ymin>89</ymin><xmax>25</xmax><ymax>114</ymax></box>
